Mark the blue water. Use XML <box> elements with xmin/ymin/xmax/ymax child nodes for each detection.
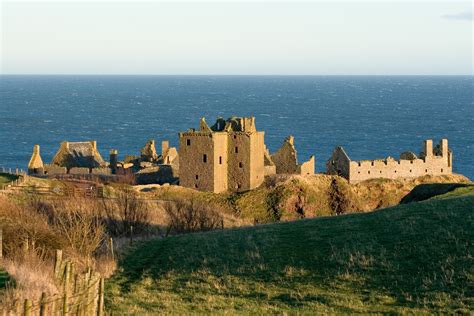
<box><xmin>0</xmin><ymin>75</ymin><xmax>472</xmax><ymax>179</ymax></box>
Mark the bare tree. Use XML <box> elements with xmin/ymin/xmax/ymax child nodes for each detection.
<box><xmin>101</xmin><ymin>188</ymin><xmax>150</xmax><ymax>236</ymax></box>
<box><xmin>164</xmin><ymin>198</ymin><xmax>223</xmax><ymax>235</ymax></box>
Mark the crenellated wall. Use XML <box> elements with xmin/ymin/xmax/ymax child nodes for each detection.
<box><xmin>327</xmin><ymin>139</ymin><xmax>452</xmax><ymax>183</ymax></box>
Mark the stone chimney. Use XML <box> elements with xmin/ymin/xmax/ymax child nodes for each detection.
<box><xmin>423</xmin><ymin>139</ymin><xmax>433</xmax><ymax>159</ymax></box>
<box><xmin>110</xmin><ymin>149</ymin><xmax>118</xmax><ymax>174</ymax></box>
<box><xmin>161</xmin><ymin>140</ymin><xmax>169</xmax><ymax>156</ymax></box>
<box><xmin>440</xmin><ymin>139</ymin><xmax>448</xmax><ymax>157</ymax></box>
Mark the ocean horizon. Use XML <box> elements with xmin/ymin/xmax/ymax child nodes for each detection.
<box><xmin>0</xmin><ymin>75</ymin><xmax>472</xmax><ymax>179</ymax></box>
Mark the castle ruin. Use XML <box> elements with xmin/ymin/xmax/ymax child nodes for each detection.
<box><xmin>326</xmin><ymin>139</ymin><xmax>452</xmax><ymax>183</ymax></box>
<box><xmin>179</xmin><ymin>117</ymin><xmax>265</xmax><ymax>193</ymax></box>
<box><xmin>26</xmin><ymin>116</ymin><xmax>452</xmax><ymax>191</ymax></box>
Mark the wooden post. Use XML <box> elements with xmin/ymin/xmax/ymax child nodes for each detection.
<box><xmin>108</xmin><ymin>237</ymin><xmax>114</xmax><ymax>261</ymax></box>
<box><xmin>0</xmin><ymin>229</ymin><xmax>3</xmax><ymax>259</ymax></box>
<box><xmin>63</xmin><ymin>262</ymin><xmax>71</xmax><ymax>316</ymax></box>
<box><xmin>14</xmin><ymin>300</ymin><xmax>22</xmax><ymax>315</ymax></box>
<box><xmin>39</xmin><ymin>292</ymin><xmax>47</xmax><ymax>316</ymax></box>
<box><xmin>54</xmin><ymin>249</ymin><xmax>63</xmax><ymax>279</ymax></box>
<box><xmin>50</xmin><ymin>298</ymin><xmax>56</xmax><ymax>315</ymax></box>
<box><xmin>23</xmin><ymin>237</ymin><xmax>29</xmax><ymax>254</ymax></box>
<box><xmin>129</xmin><ymin>225</ymin><xmax>133</xmax><ymax>245</ymax></box>
<box><xmin>23</xmin><ymin>299</ymin><xmax>32</xmax><ymax>316</ymax></box>
<box><xmin>97</xmin><ymin>278</ymin><xmax>105</xmax><ymax>316</ymax></box>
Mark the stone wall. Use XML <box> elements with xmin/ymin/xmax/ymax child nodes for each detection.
<box><xmin>91</xmin><ymin>168</ymin><xmax>112</xmax><ymax>175</ymax></box>
<box><xmin>327</xmin><ymin>139</ymin><xmax>452</xmax><ymax>183</ymax></box>
<box><xmin>69</xmin><ymin>167</ymin><xmax>91</xmax><ymax>175</ymax></box>
<box><xmin>135</xmin><ymin>165</ymin><xmax>179</xmax><ymax>185</ymax></box>
<box><xmin>271</xmin><ymin>136</ymin><xmax>298</xmax><ymax>174</ymax></box>
<box><xmin>298</xmin><ymin>156</ymin><xmax>315</xmax><ymax>176</ymax></box>
<box><xmin>179</xmin><ymin>131</ymin><xmax>227</xmax><ymax>192</ymax></box>
<box><xmin>271</xmin><ymin>136</ymin><xmax>315</xmax><ymax>176</ymax></box>
<box><xmin>44</xmin><ymin>164</ymin><xmax>67</xmax><ymax>175</ymax></box>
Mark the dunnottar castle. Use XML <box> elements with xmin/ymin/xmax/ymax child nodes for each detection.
<box><xmin>27</xmin><ymin>116</ymin><xmax>452</xmax><ymax>192</ymax></box>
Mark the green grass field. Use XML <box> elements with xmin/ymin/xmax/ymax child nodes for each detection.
<box><xmin>0</xmin><ymin>173</ymin><xmax>18</xmax><ymax>185</ymax></box>
<box><xmin>107</xmin><ymin>194</ymin><xmax>474</xmax><ymax>314</ymax></box>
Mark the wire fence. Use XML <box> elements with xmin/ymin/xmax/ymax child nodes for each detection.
<box><xmin>1</xmin><ymin>249</ymin><xmax>105</xmax><ymax>316</ymax></box>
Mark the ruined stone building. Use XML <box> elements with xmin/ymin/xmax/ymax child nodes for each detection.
<box><xmin>326</xmin><ymin>139</ymin><xmax>452</xmax><ymax>183</ymax></box>
<box><xmin>28</xmin><ymin>141</ymin><xmax>109</xmax><ymax>176</ymax></box>
<box><xmin>270</xmin><ymin>136</ymin><xmax>315</xmax><ymax>176</ymax></box>
<box><xmin>134</xmin><ymin>139</ymin><xmax>180</xmax><ymax>184</ymax></box>
<box><xmin>179</xmin><ymin>117</ymin><xmax>265</xmax><ymax>193</ymax></box>
<box><xmin>178</xmin><ymin>117</ymin><xmax>316</xmax><ymax>193</ymax></box>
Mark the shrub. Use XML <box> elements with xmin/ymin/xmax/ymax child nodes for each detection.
<box><xmin>163</xmin><ymin>198</ymin><xmax>223</xmax><ymax>235</ymax></box>
<box><xmin>101</xmin><ymin>187</ymin><xmax>151</xmax><ymax>236</ymax></box>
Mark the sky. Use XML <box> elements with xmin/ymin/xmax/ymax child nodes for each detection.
<box><xmin>0</xmin><ymin>1</ymin><xmax>472</xmax><ymax>75</ymax></box>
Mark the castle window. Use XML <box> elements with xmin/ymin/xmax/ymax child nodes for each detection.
<box><xmin>234</xmin><ymin>135</ymin><xmax>237</xmax><ymax>139</ymax></box>
<box><xmin>394</xmin><ymin>170</ymin><xmax>397</xmax><ymax>173</ymax></box>
<box><xmin>195</xmin><ymin>175</ymin><xmax>199</xmax><ymax>180</ymax></box>
<box><xmin>441</xmin><ymin>168</ymin><xmax>443</xmax><ymax>173</ymax></box>
<box><xmin>186</xmin><ymin>139</ymin><xmax>191</xmax><ymax>146</ymax></box>
<box><xmin>237</xmin><ymin>184</ymin><xmax>241</xmax><ymax>189</ymax></box>
<box><xmin>368</xmin><ymin>171</ymin><xmax>370</xmax><ymax>174</ymax></box>
<box><xmin>410</xmin><ymin>161</ymin><xmax>413</xmax><ymax>164</ymax></box>
<box><xmin>358</xmin><ymin>171</ymin><xmax>360</xmax><ymax>174</ymax></box>
<box><xmin>410</xmin><ymin>169</ymin><xmax>412</xmax><ymax>173</ymax></box>
<box><xmin>195</xmin><ymin>184</ymin><xmax>198</xmax><ymax>188</ymax></box>
<box><xmin>219</xmin><ymin>156</ymin><xmax>222</xmax><ymax>164</ymax></box>
<box><xmin>203</xmin><ymin>154</ymin><xmax>207</xmax><ymax>163</ymax></box>
<box><xmin>425</xmin><ymin>169</ymin><xmax>428</xmax><ymax>173</ymax></box>
<box><xmin>371</xmin><ymin>161</ymin><xmax>374</xmax><ymax>166</ymax></box>
<box><xmin>235</xmin><ymin>147</ymin><xmax>238</xmax><ymax>153</ymax></box>
<box><xmin>239</xmin><ymin>162</ymin><xmax>243</xmax><ymax>168</ymax></box>
<box><xmin>380</xmin><ymin>171</ymin><xmax>382</xmax><ymax>174</ymax></box>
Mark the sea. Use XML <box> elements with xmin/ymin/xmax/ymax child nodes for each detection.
<box><xmin>0</xmin><ymin>75</ymin><xmax>472</xmax><ymax>179</ymax></box>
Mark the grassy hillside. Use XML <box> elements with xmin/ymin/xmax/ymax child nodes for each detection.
<box><xmin>137</xmin><ymin>173</ymin><xmax>471</xmax><ymax>224</ymax></box>
<box><xmin>0</xmin><ymin>173</ymin><xmax>18</xmax><ymax>184</ymax></box>
<box><xmin>107</xmin><ymin>195</ymin><xmax>474</xmax><ymax>314</ymax></box>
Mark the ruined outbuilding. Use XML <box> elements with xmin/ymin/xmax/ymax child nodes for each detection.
<box><xmin>28</xmin><ymin>141</ymin><xmax>107</xmax><ymax>176</ymax></box>
<box><xmin>179</xmin><ymin>116</ymin><xmax>265</xmax><ymax>193</ymax></box>
<box><xmin>270</xmin><ymin>136</ymin><xmax>315</xmax><ymax>176</ymax></box>
<box><xmin>326</xmin><ymin>139</ymin><xmax>452</xmax><ymax>183</ymax></box>
<box><xmin>52</xmin><ymin>141</ymin><xmax>106</xmax><ymax>170</ymax></box>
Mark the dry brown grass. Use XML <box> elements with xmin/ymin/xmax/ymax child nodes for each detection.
<box><xmin>0</xmin><ymin>194</ymin><xmax>117</xmax><ymax>308</ymax></box>
<box><xmin>0</xmin><ymin>250</ymin><xmax>58</xmax><ymax>309</ymax></box>
<box><xmin>163</xmin><ymin>198</ymin><xmax>224</xmax><ymax>235</ymax></box>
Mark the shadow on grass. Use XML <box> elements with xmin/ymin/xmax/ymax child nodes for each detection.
<box><xmin>400</xmin><ymin>183</ymin><xmax>472</xmax><ymax>204</ymax></box>
<box><xmin>0</xmin><ymin>269</ymin><xmax>12</xmax><ymax>289</ymax></box>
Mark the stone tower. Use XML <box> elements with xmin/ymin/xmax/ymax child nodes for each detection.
<box><xmin>179</xmin><ymin>116</ymin><xmax>265</xmax><ymax>193</ymax></box>
<box><xmin>28</xmin><ymin>144</ymin><xmax>44</xmax><ymax>175</ymax></box>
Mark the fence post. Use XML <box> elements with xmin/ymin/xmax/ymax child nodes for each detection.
<box><xmin>39</xmin><ymin>292</ymin><xmax>47</xmax><ymax>316</ymax></box>
<box><xmin>23</xmin><ymin>237</ymin><xmax>29</xmax><ymax>254</ymax></box>
<box><xmin>129</xmin><ymin>225</ymin><xmax>133</xmax><ymax>245</ymax></box>
<box><xmin>23</xmin><ymin>299</ymin><xmax>32</xmax><ymax>316</ymax></box>
<box><xmin>14</xmin><ymin>300</ymin><xmax>21</xmax><ymax>315</ymax></box>
<box><xmin>97</xmin><ymin>278</ymin><xmax>105</xmax><ymax>316</ymax></box>
<box><xmin>108</xmin><ymin>237</ymin><xmax>114</xmax><ymax>261</ymax></box>
<box><xmin>0</xmin><ymin>229</ymin><xmax>2</xmax><ymax>259</ymax></box>
<box><xmin>54</xmin><ymin>249</ymin><xmax>63</xmax><ymax>279</ymax></box>
<box><xmin>63</xmin><ymin>262</ymin><xmax>71</xmax><ymax>316</ymax></box>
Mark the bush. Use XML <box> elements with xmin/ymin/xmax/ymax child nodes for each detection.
<box><xmin>101</xmin><ymin>187</ymin><xmax>151</xmax><ymax>236</ymax></box>
<box><xmin>163</xmin><ymin>198</ymin><xmax>223</xmax><ymax>235</ymax></box>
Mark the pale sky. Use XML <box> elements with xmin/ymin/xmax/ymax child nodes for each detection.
<box><xmin>1</xmin><ymin>1</ymin><xmax>473</xmax><ymax>75</ymax></box>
